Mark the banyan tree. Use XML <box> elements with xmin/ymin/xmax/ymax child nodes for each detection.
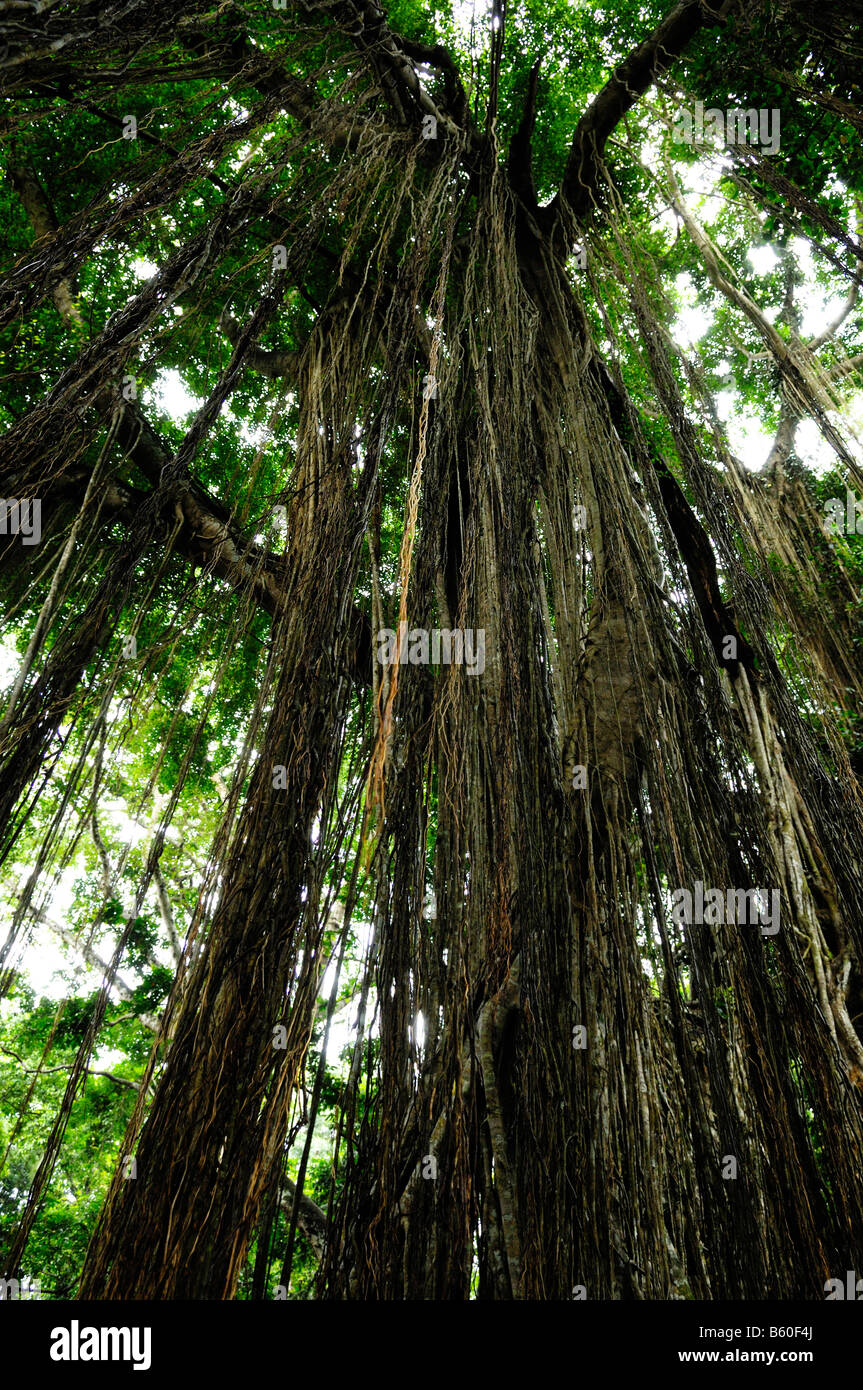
<box><xmin>1</xmin><ymin>0</ymin><xmax>863</xmax><ymax>1302</ymax></box>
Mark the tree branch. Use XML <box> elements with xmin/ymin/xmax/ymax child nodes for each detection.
<box><xmin>6</xmin><ymin>159</ymin><xmax>86</xmax><ymax>331</ymax></box>
<box><xmin>0</xmin><ymin>1043</ymin><xmax>141</xmax><ymax>1091</ymax></box>
<box><xmin>153</xmin><ymin>860</ymin><xmax>181</xmax><ymax>965</ymax></box>
<box><xmin>279</xmin><ymin>1177</ymin><xmax>328</xmax><ymax>1264</ymax></box>
<box><xmin>25</xmin><ymin>908</ymin><xmax>162</xmax><ymax>1034</ymax></box>
<box><xmin>219</xmin><ymin>307</ymin><xmax>299</xmax><ymax>380</ymax></box>
<box><xmin>7</xmin><ymin>103</ymin><xmax>374</xmax><ymax>684</ymax></box>
<box><xmin>303</xmin><ymin>0</ymin><xmax>473</xmax><ymax>144</ymax></box>
<box><xmin>666</xmin><ymin>161</ymin><xmax>841</xmax><ymax>415</ymax></box>
<box><xmin>808</xmin><ymin>273</ymin><xmax>862</xmax><ymax>352</ymax></box>
<box><xmin>507</xmin><ymin>59</ymin><xmax>540</xmax><ymax>217</ymax></box>
<box><xmin>399</xmin><ymin>34</ymin><xmax>471</xmax><ymax>128</ymax></box>
<box><xmin>549</xmin><ymin>0</ymin><xmax>733</xmax><ymax>241</ymax></box>
<box><xmin>829</xmin><ymin>351</ymin><xmax>863</xmax><ymax>382</ymax></box>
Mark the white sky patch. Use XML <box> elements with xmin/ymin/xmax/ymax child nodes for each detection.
<box><xmin>9</xmin><ymin>868</ymin><xmax>84</xmax><ymax>998</ymax></box>
<box><xmin>800</xmin><ymin>286</ymin><xmax>857</xmax><ymax>345</ymax></box>
<box><xmin>746</xmin><ymin>243</ymin><xmax>779</xmax><ymax>276</ymax></box>
<box><xmin>451</xmin><ymin>0</ymin><xmax>484</xmax><ymax>47</ymax></box>
<box><xmin>147</xmin><ymin>369</ymin><xmax>203</xmax><ymax>419</ymax></box>
<box><xmin>796</xmin><ymin>418</ymin><xmax>843</xmax><ymax>475</ymax></box>
<box><xmin>93</xmin><ymin>1046</ymin><xmax>126</xmax><ymax>1070</ymax></box>
<box><xmin>715</xmin><ymin>392</ymin><xmax>773</xmax><ymax>467</ymax></box>
<box><xmin>132</xmin><ymin>259</ymin><xmax>158</xmax><ymax>280</ymax></box>
<box><xmin>0</xmin><ymin>635</ymin><xmax>20</xmax><ymax>691</ymax></box>
<box><xmin>672</xmin><ymin>271</ymin><xmax>713</xmax><ymax>345</ymax></box>
<box><xmin>99</xmin><ymin>800</ymin><xmax>152</xmax><ymax>847</ymax></box>
<box><xmin>16</xmin><ymin>929</ymin><xmax>75</xmax><ymax>999</ymax></box>
<box><xmin>228</xmin><ymin>407</ymin><xmax>270</xmax><ymax>449</ymax></box>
